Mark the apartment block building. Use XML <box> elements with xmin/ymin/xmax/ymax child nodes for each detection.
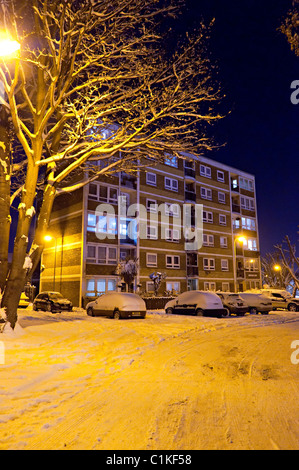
<box><xmin>40</xmin><ymin>153</ymin><xmax>262</xmax><ymax>306</ymax></box>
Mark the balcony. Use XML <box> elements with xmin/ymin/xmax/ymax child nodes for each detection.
<box><xmin>237</xmin><ymin>269</ymin><xmax>245</xmax><ymax>279</ymax></box>
<box><xmin>232</xmin><ymin>203</ymin><xmax>241</xmax><ymax>213</ymax></box>
<box><xmin>187</xmin><ymin>266</ymin><xmax>199</xmax><ymax>276</ymax></box>
<box><xmin>184</xmin><ymin>167</ymin><xmax>196</xmax><ymax>180</ymax></box>
<box><xmin>185</xmin><ymin>190</ymin><xmax>196</xmax><ymax>202</ymax></box>
<box><xmin>120</xmin><ymin>173</ymin><xmax>137</xmax><ymax>190</ymax></box>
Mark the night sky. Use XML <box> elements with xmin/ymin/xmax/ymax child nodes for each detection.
<box><xmin>177</xmin><ymin>0</ymin><xmax>298</xmax><ymax>256</ymax></box>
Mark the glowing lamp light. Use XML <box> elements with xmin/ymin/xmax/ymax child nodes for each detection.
<box><xmin>44</xmin><ymin>235</ymin><xmax>53</xmax><ymax>242</ymax></box>
<box><xmin>236</xmin><ymin>236</ymin><xmax>246</xmax><ymax>243</ymax></box>
<box><xmin>0</xmin><ymin>33</ymin><xmax>20</xmax><ymax>57</ymax></box>
<box><xmin>274</xmin><ymin>264</ymin><xmax>281</xmax><ymax>271</ymax></box>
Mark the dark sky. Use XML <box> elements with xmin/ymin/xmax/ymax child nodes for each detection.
<box><xmin>176</xmin><ymin>0</ymin><xmax>298</xmax><ymax>256</ymax></box>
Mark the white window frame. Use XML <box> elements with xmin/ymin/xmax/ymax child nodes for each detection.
<box><xmin>146</xmin><ymin>198</ymin><xmax>157</xmax><ymax>213</ymax></box>
<box><xmin>88</xmin><ymin>183</ymin><xmax>118</xmax><ymax>204</ymax></box>
<box><xmin>203</xmin><ymin>211</ymin><xmax>213</xmax><ymax>223</ymax></box>
<box><xmin>165</xmin><ymin>228</ymin><xmax>180</xmax><ymax>242</ymax></box>
<box><xmin>166</xmin><ymin>281</ymin><xmax>180</xmax><ymax>293</ymax></box>
<box><xmin>165</xmin><ymin>202</ymin><xmax>180</xmax><ymax>217</ymax></box>
<box><xmin>218</xmin><ymin>191</ymin><xmax>226</xmax><ymax>204</ymax></box>
<box><xmin>146</xmin><ymin>253</ymin><xmax>158</xmax><ymax>267</ymax></box>
<box><xmin>165</xmin><ymin>177</ymin><xmax>178</xmax><ymax>192</ymax></box>
<box><xmin>203</xmin><ymin>258</ymin><xmax>215</xmax><ymax>271</ymax></box>
<box><xmin>220</xmin><ymin>236</ymin><xmax>228</xmax><ymax>248</ymax></box>
<box><xmin>219</xmin><ymin>214</ymin><xmax>227</xmax><ymax>226</ymax></box>
<box><xmin>147</xmin><ymin>224</ymin><xmax>158</xmax><ymax>240</ymax></box>
<box><xmin>222</xmin><ymin>282</ymin><xmax>230</xmax><ymax>292</ymax></box>
<box><xmin>240</xmin><ymin>196</ymin><xmax>255</xmax><ymax>211</ymax></box>
<box><xmin>221</xmin><ymin>259</ymin><xmax>229</xmax><ymax>271</ymax></box>
<box><xmin>146</xmin><ymin>172</ymin><xmax>157</xmax><ymax>186</ymax></box>
<box><xmin>200</xmin><ymin>187</ymin><xmax>212</xmax><ymax>200</ymax></box>
<box><xmin>203</xmin><ymin>234</ymin><xmax>214</xmax><ymax>246</ymax></box>
<box><xmin>200</xmin><ymin>164</ymin><xmax>211</xmax><ymax>178</ymax></box>
<box><xmin>86</xmin><ymin>244</ymin><xmax>117</xmax><ymax>265</ymax></box>
<box><xmin>204</xmin><ymin>281</ymin><xmax>216</xmax><ymax>291</ymax></box>
<box><xmin>217</xmin><ymin>170</ymin><xmax>225</xmax><ymax>182</ymax></box>
<box><xmin>164</xmin><ymin>154</ymin><xmax>178</xmax><ymax>168</ymax></box>
<box><xmin>166</xmin><ymin>254</ymin><xmax>180</xmax><ymax>269</ymax></box>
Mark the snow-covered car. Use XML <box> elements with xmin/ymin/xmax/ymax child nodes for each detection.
<box><xmin>216</xmin><ymin>292</ymin><xmax>248</xmax><ymax>316</ymax></box>
<box><xmin>257</xmin><ymin>289</ymin><xmax>299</xmax><ymax>312</ymax></box>
<box><xmin>18</xmin><ymin>292</ymin><xmax>30</xmax><ymax>308</ymax></box>
<box><xmin>86</xmin><ymin>292</ymin><xmax>146</xmax><ymax>319</ymax></box>
<box><xmin>164</xmin><ymin>290</ymin><xmax>228</xmax><ymax>318</ymax></box>
<box><xmin>238</xmin><ymin>293</ymin><xmax>272</xmax><ymax>315</ymax></box>
<box><xmin>33</xmin><ymin>291</ymin><xmax>73</xmax><ymax>313</ymax></box>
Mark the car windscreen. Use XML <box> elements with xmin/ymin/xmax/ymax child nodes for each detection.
<box><xmin>48</xmin><ymin>293</ymin><xmax>64</xmax><ymax>300</ymax></box>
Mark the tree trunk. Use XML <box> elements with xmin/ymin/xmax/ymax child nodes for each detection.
<box><xmin>0</xmin><ymin>106</ymin><xmax>11</xmax><ymax>292</ymax></box>
<box><xmin>2</xmin><ymin>163</ymin><xmax>39</xmax><ymax>329</ymax></box>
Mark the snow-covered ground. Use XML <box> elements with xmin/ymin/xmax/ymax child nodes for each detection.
<box><xmin>0</xmin><ymin>308</ymin><xmax>298</xmax><ymax>450</ymax></box>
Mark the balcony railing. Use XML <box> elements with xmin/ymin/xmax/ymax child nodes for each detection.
<box><xmin>184</xmin><ymin>167</ymin><xmax>196</xmax><ymax>179</ymax></box>
<box><xmin>185</xmin><ymin>191</ymin><xmax>196</xmax><ymax>202</ymax></box>
<box><xmin>187</xmin><ymin>266</ymin><xmax>199</xmax><ymax>276</ymax></box>
<box><xmin>232</xmin><ymin>203</ymin><xmax>240</xmax><ymax>213</ymax></box>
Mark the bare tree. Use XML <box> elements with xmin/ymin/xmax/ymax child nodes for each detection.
<box><xmin>0</xmin><ymin>0</ymin><xmax>222</xmax><ymax>328</ymax></box>
<box><xmin>275</xmin><ymin>235</ymin><xmax>299</xmax><ymax>295</ymax></box>
<box><xmin>261</xmin><ymin>250</ymin><xmax>294</xmax><ymax>290</ymax></box>
<box><xmin>280</xmin><ymin>0</ymin><xmax>299</xmax><ymax>55</ymax></box>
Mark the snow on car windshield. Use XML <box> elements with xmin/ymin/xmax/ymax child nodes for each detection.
<box><xmin>49</xmin><ymin>293</ymin><xmax>64</xmax><ymax>300</ymax></box>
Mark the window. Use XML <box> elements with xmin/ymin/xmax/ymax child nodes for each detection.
<box><xmin>203</xmin><ymin>258</ymin><xmax>215</xmax><ymax>270</ymax></box>
<box><xmin>86</xmin><ymin>245</ymin><xmax>117</xmax><ymax>265</ymax></box>
<box><xmin>146</xmin><ymin>172</ymin><xmax>157</xmax><ymax>186</ymax></box>
<box><xmin>147</xmin><ymin>224</ymin><xmax>158</xmax><ymax>239</ymax></box>
<box><xmin>166</xmin><ymin>281</ymin><xmax>180</xmax><ymax>293</ymax></box>
<box><xmin>243</xmin><ymin>238</ymin><xmax>257</xmax><ymax>251</ymax></box>
<box><xmin>218</xmin><ymin>192</ymin><xmax>226</xmax><ymax>204</ymax></box>
<box><xmin>241</xmin><ymin>217</ymin><xmax>256</xmax><ymax>231</ymax></box>
<box><xmin>217</xmin><ymin>170</ymin><xmax>225</xmax><ymax>182</ymax></box>
<box><xmin>245</xmin><ymin>258</ymin><xmax>259</xmax><ymax>271</ymax></box>
<box><xmin>221</xmin><ymin>259</ymin><xmax>229</xmax><ymax>271</ymax></box>
<box><xmin>200</xmin><ymin>187</ymin><xmax>212</xmax><ymax>200</ymax></box>
<box><xmin>146</xmin><ymin>281</ymin><xmax>155</xmax><ymax>293</ymax></box>
<box><xmin>88</xmin><ymin>183</ymin><xmax>118</xmax><ymax>204</ymax></box>
<box><xmin>240</xmin><ymin>196</ymin><xmax>255</xmax><ymax>211</ymax></box>
<box><xmin>200</xmin><ymin>164</ymin><xmax>211</xmax><ymax>178</ymax></box>
<box><xmin>203</xmin><ymin>234</ymin><xmax>214</xmax><ymax>246</ymax></box>
<box><xmin>204</xmin><ymin>281</ymin><xmax>216</xmax><ymax>291</ymax></box>
<box><xmin>146</xmin><ymin>199</ymin><xmax>157</xmax><ymax>213</ymax></box>
<box><xmin>87</xmin><ymin>212</ymin><xmax>117</xmax><ymax>235</ymax></box>
<box><xmin>239</xmin><ymin>177</ymin><xmax>254</xmax><ymax>192</ymax></box>
<box><xmin>203</xmin><ymin>211</ymin><xmax>213</xmax><ymax>223</ymax></box>
<box><xmin>222</xmin><ymin>282</ymin><xmax>230</xmax><ymax>292</ymax></box>
<box><xmin>146</xmin><ymin>253</ymin><xmax>157</xmax><ymax>267</ymax></box>
<box><xmin>86</xmin><ymin>278</ymin><xmax>117</xmax><ymax>296</ymax></box>
<box><xmin>165</xmin><ymin>202</ymin><xmax>180</xmax><ymax>217</ymax></box>
<box><xmin>165</xmin><ymin>228</ymin><xmax>180</xmax><ymax>242</ymax></box>
<box><xmin>164</xmin><ymin>154</ymin><xmax>178</xmax><ymax>167</ymax></box>
<box><xmin>166</xmin><ymin>255</ymin><xmax>180</xmax><ymax>268</ymax></box>
<box><xmin>220</xmin><ymin>236</ymin><xmax>228</xmax><ymax>248</ymax></box>
<box><xmin>165</xmin><ymin>177</ymin><xmax>178</xmax><ymax>192</ymax></box>
<box><xmin>219</xmin><ymin>214</ymin><xmax>227</xmax><ymax>226</ymax></box>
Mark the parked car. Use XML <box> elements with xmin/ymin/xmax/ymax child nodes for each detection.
<box><xmin>86</xmin><ymin>292</ymin><xmax>146</xmax><ymax>319</ymax></box>
<box><xmin>18</xmin><ymin>292</ymin><xmax>30</xmax><ymax>308</ymax></box>
<box><xmin>33</xmin><ymin>291</ymin><xmax>73</xmax><ymax>313</ymax></box>
<box><xmin>164</xmin><ymin>290</ymin><xmax>229</xmax><ymax>317</ymax></box>
<box><xmin>216</xmin><ymin>292</ymin><xmax>248</xmax><ymax>316</ymax></box>
<box><xmin>238</xmin><ymin>293</ymin><xmax>272</xmax><ymax>315</ymax></box>
<box><xmin>257</xmin><ymin>289</ymin><xmax>299</xmax><ymax>312</ymax></box>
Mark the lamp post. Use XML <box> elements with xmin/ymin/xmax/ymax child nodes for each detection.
<box><xmin>44</xmin><ymin>235</ymin><xmax>57</xmax><ymax>291</ymax></box>
<box><xmin>233</xmin><ymin>236</ymin><xmax>246</xmax><ymax>292</ymax></box>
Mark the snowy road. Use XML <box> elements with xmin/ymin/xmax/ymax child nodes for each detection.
<box><xmin>0</xmin><ymin>309</ymin><xmax>299</xmax><ymax>450</ymax></box>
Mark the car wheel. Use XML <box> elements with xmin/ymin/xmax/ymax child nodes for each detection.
<box><xmin>113</xmin><ymin>310</ymin><xmax>121</xmax><ymax>320</ymax></box>
<box><xmin>261</xmin><ymin>311</ymin><xmax>269</xmax><ymax>315</ymax></box>
<box><xmin>249</xmin><ymin>307</ymin><xmax>257</xmax><ymax>315</ymax></box>
<box><xmin>222</xmin><ymin>308</ymin><xmax>230</xmax><ymax>318</ymax></box>
<box><xmin>33</xmin><ymin>303</ymin><xmax>37</xmax><ymax>311</ymax></box>
<box><xmin>166</xmin><ymin>307</ymin><xmax>173</xmax><ymax>315</ymax></box>
<box><xmin>46</xmin><ymin>303</ymin><xmax>52</xmax><ymax>313</ymax></box>
<box><xmin>87</xmin><ymin>307</ymin><xmax>94</xmax><ymax>317</ymax></box>
<box><xmin>195</xmin><ymin>308</ymin><xmax>203</xmax><ymax>316</ymax></box>
<box><xmin>288</xmin><ymin>303</ymin><xmax>297</xmax><ymax>312</ymax></box>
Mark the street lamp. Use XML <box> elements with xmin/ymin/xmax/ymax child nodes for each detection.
<box><xmin>274</xmin><ymin>264</ymin><xmax>281</xmax><ymax>272</ymax></box>
<box><xmin>0</xmin><ymin>33</ymin><xmax>20</xmax><ymax>58</ymax></box>
<box><xmin>233</xmin><ymin>236</ymin><xmax>247</xmax><ymax>292</ymax></box>
<box><xmin>44</xmin><ymin>234</ymin><xmax>57</xmax><ymax>291</ymax></box>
